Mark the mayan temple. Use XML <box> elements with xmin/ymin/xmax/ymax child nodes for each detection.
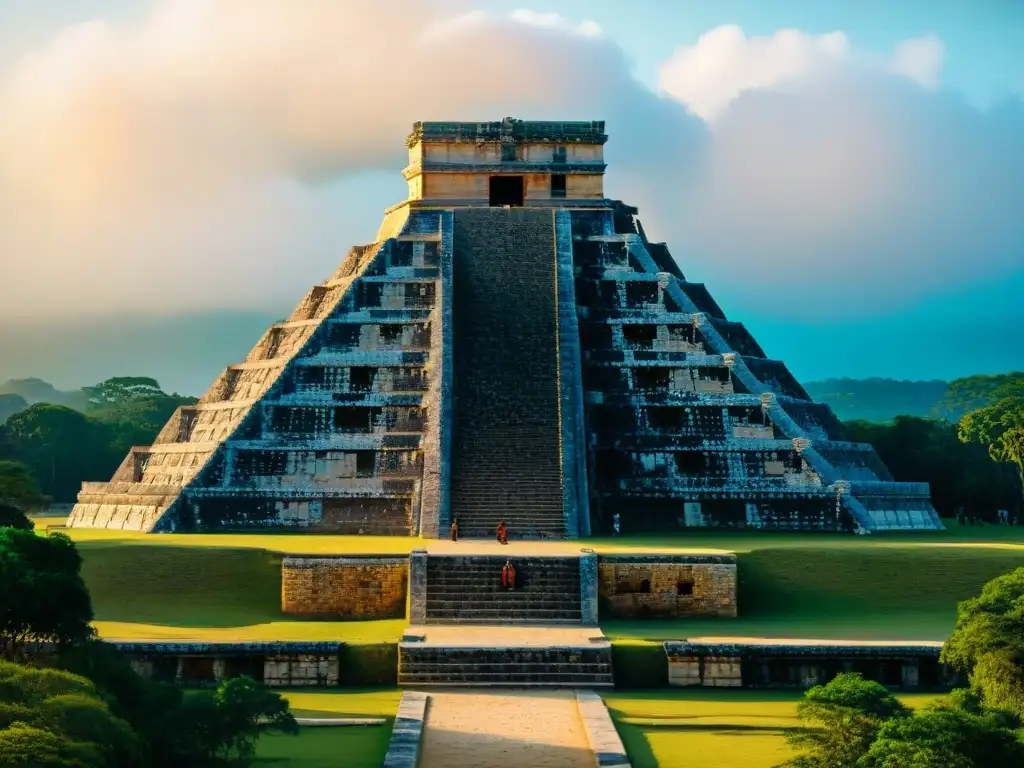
<box><xmin>68</xmin><ymin>117</ymin><xmax>942</xmax><ymax>536</ymax></box>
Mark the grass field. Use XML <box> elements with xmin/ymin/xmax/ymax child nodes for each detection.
<box><xmin>33</xmin><ymin>517</ymin><xmax>1024</xmax><ymax>643</ymax></box>
<box><xmin>255</xmin><ymin>689</ymin><xmax>400</xmax><ymax>768</ymax></box>
<box><xmin>604</xmin><ymin>689</ymin><xmax>943</xmax><ymax>768</ymax></box>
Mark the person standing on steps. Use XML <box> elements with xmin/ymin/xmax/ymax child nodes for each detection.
<box><xmin>497</xmin><ymin>520</ymin><xmax>508</xmax><ymax>545</ymax></box>
<box><xmin>450</xmin><ymin>519</ymin><xmax>459</xmax><ymax>541</ymax></box>
<box><xmin>501</xmin><ymin>559</ymin><xmax>516</xmax><ymax>590</ymax></box>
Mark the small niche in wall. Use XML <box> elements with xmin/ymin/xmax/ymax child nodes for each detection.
<box><xmin>677</xmin><ymin>580</ymin><xmax>694</xmax><ymax>596</ymax></box>
<box><xmin>639</xmin><ymin>578</ymin><xmax>652</xmax><ymax>593</ymax></box>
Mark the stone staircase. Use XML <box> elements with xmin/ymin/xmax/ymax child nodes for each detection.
<box><xmin>398</xmin><ymin>645</ymin><xmax>613</xmax><ymax>687</ymax></box>
<box><xmin>424</xmin><ymin>555</ymin><xmax>582</xmax><ymax>625</ymax></box>
<box><xmin>449</xmin><ymin>209</ymin><xmax>566</xmax><ymax>539</ymax></box>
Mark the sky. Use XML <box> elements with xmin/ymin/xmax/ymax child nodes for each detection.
<box><xmin>0</xmin><ymin>0</ymin><xmax>1021</xmax><ymax>394</ymax></box>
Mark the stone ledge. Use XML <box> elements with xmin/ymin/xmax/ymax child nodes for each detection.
<box><xmin>105</xmin><ymin>641</ymin><xmax>343</xmax><ymax>654</ymax></box>
<box><xmin>382</xmin><ymin>691</ymin><xmax>428</xmax><ymax>768</ymax></box>
<box><xmin>664</xmin><ymin>640</ymin><xmax>944</xmax><ymax>657</ymax></box>
<box><xmin>295</xmin><ymin>717</ymin><xmax>386</xmax><ymax>727</ymax></box>
<box><xmin>282</xmin><ymin>555</ymin><xmax>410</xmax><ymax>568</ymax></box>
<box><xmin>598</xmin><ymin>554</ymin><xmax>737</xmax><ymax>565</ymax></box>
<box><xmin>577</xmin><ymin>690</ymin><xmax>632</xmax><ymax>768</ymax></box>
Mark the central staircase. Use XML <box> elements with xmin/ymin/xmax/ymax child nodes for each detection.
<box><xmin>399</xmin><ymin>550</ymin><xmax>613</xmax><ymax>688</ymax></box>
<box><xmin>424</xmin><ymin>555</ymin><xmax>582</xmax><ymax>624</ymax></box>
<box><xmin>449</xmin><ymin>209</ymin><xmax>566</xmax><ymax>539</ymax></box>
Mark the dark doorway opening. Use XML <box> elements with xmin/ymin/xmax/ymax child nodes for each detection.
<box><xmin>489</xmin><ymin>175</ymin><xmax>524</xmax><ymax>206</ymax></box>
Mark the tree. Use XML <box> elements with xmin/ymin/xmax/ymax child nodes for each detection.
<box><xmin>942</xmin><ymin>566</ymin><xmax>1024</xmax><ymax>718</ymax></box>
<box><xmin>0</xmin><ymin>461</ymin><xmax>43</xmax><ymax>530</ymax></box>
<box><xmin>83</xmin><ymin>377</ymin><xmax>196</xmax><ymax>435</ymax></box>
<box><xmin>959</xmin><ymin>386</ymin><xmax>1024</xmax><ymax>507</ymax></box>
<box><xmin>779</xmin><ymin>672</ymin><xmax>910</xmax><ymax>768</ymax></box>
<box><xmin>211</xmin><ymin>676</ymin><xmax>298</xmax><ymax>762</ymax></box>
<box><xmin>0</xmin><ymin>529</ymin><xmax>93</xmax><ymax>656</ymax></box>
<box><xmin>0</xmin><ymin>661</ymin><xmax>137</xmax><ymax>767</ymax></box>
<box><xmin>860</xmin><ymin>694</ymin><xmax>1024</xmax><ymax>767</ymax></box>
<box><xmin>0</xmin><ymin>405</ymin><xmax>115</xmax><ymax>503</ymax></box>
<box><xmin>937</xmin><ymin>372</ymin><xmax>1024</xmax><ymax>421</ymax></box>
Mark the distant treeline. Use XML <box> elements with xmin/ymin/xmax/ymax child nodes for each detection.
<box><xmin>805</xmin><ymin>372</ymin><xmax>1024</xmax><ymax>424</ymax></box>
<box><xmin>0</xmin><ymin>377</ymin><xmax>196</xmax><ymax>503</ymax></box>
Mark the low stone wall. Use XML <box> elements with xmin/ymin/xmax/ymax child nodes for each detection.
<box><xmin>282</xmin><ymin>556</ymin><xmax>409</xmax><ymax>619</ymax></box>
<box><xmin>597</xmin><ymin>555</ymin><xmax>737</xmax><ymax>618</ymax></box>
<box><xmin>665</xmin><ymin>641</ymin><xmax>956</xmax><ymax>690</ymax></box>
<box><xmin>110</xmin><ymin>642</ymin><xmax>343</xmax><ymax>688</ymax></box>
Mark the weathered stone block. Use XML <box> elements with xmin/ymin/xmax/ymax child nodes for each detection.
<box><xmin>282</xmin><ymin>556</ymin><xmax>409</xmax><ymax>619</ymax></box>
<box><xmin>598</xmin><ymin>555</ymin><xmax>737</xmax><ymax>618</ymax></box>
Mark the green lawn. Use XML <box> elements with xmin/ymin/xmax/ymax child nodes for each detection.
<box><xmin>603</xmin><ymin>523</ymin><xmax>1024</xmax><ymax>642</ymax></box>
<box><xmin>36</xmin><ymin>516</ymin><xmax>1024</xmax><ymax>643</ymax></box>
<box><xmin>603</xmin><ymin>689</ymin><xmax>943</xmax><ymax>768</ymax></box>
<box><xmin>255</xmin><ymin>689</ymin><xmax>400</xmax><ymax>768</ymax></box>
<box><xmin>73</xmin><ymin>539</ymin><xmax>404</xmax><ymax>643</ymax></box>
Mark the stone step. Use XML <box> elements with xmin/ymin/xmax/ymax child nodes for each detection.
<box><xmin>423</xmin><ymin>617</ymin><xmax>583</xmax><ymax>626</ymax></box>
<box><xmin>399</xmin><ymin>641</ymin><xmax>614</xmax><ymax>688</ymax></box>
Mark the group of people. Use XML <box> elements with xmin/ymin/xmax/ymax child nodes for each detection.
<box><xmin>448</xmin><ymin>519</ymin><xmax>510</xmax><ymax>544</ymax></box>
<box><xmin>955</xmin><ymin>507</ymin><xmax>1018</xmax><ymax>526</ymax></box>
<box><xmin>445</xmin><ymin>520</ymin><xmax>516</xmax><ymax>588</ymax></box>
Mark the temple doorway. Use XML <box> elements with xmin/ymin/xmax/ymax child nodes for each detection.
<box><xmin>489</xmin><ymin>175</ymin><xmax>524</xmax><ymax>206</ymax></box>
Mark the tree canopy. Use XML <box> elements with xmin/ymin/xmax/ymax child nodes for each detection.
<box><xmin>781</xmin><ymin>672</ymin><xmax>910</xmax><ymax>767</ymax></box>
<box><xmin>942</xmin><ymin>566</ymin><xmax>1024</xmax><ymax>718</ymax></box>
<box><xmin>959</xmin><ymin>385</ymin><xmax>1024</xmax><ymax>504</ymax></box>
<box><xmin>0</xmin><ymin>529</ymin><xmax>93</xmax><ymax>656</ymax></box>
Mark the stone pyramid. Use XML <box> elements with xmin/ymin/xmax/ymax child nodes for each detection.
<box><xmin>68</xmin><ymin>118</ymin><xmax>942</xmax><ymax>536</ymax></box>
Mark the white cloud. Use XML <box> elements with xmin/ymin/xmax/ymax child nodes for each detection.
<box><xmin>659</xmin><ymin>25</ymin><xmax>945</xmax><ymax>120</ymax></box>
<box><xmin>0</xmin><ymin>5</ymin><xmax>1019</xmax><ymax>332</ymax></box>
<box><xmin>510</xmin><ymin>9</ymin><xmax>602</xmax><ymax>37</ymax></box>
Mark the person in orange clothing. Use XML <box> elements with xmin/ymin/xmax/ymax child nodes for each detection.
<box><xmin>501</xmin><ymin>559</ymin><xmax>516</xmax><ymax>590</ymax></box>
<box><xmin>450</xmin><ymin>519</ymin><xmax>459</xmax><ymax>541</ymax></box>
<box><xmin>496</xmin><ymin>520</ymin><xmax>508</xmax><ymax>545</ymax></box>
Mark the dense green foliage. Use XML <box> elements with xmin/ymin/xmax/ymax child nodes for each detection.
<box><xmin>782</xmin><ymin>675</ymin><xmax>1024</xmax><ymax>768</ymax></box>
<box><xmin>958</xmin><ymin>379</ymin><xmax>1024</xmax><ymax>504</ymax></box>
<box><xmin>0</xmin><ymin>461</ymin><xmax>41</xmax><ymax>529</ymax></box>
<box><xmin>845</xmin><ymin>417</ymin><xmax>1021</xmax><ymax>519</ymax></box>
<box><xmin>0</xmin><ymin>662</ymin><xmax>140</xmax><ymax>767</ymax></box>
<box><xmin>3</xmin><ymin>648</ymin><xmax>298</xmax><ymax>768</ymax></box>
<box><xmin>0</xmin><ymin>378</ymin><xmax>195</xmax><ymax>502</ymax></box>
<box><xmin>937</xmin><ymin>372</ymin><xmax>1024</xmax><ymax>422</ymax></box>
<box><xmin>943</xmin><ymin>566</ymin><xmax>1024</xmax><ymax>718</ymax></box>
<box><xmin>0</xmin><ymin>529</ymin><xmax>93</xmax><ymax>656</ymax></box>
<box><xmin>781</xmin><ymin>673</ymin><xmax>909</xmax><ymax>767</ymax></box>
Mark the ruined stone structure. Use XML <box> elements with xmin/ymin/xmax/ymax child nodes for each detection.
<box><xmin>598</xmin><ymin>555</ymin><xmax>737</xmax><ymax>618</ymax></box>
<box><xmin>69</xmin><ymin>118</ymin><xmax>940</xmax><ymax>536</ymax></box>
<box><xmin>664</xmin><ymin>640</ymin><xmax>959</xmax><ymax>691</ymax></box>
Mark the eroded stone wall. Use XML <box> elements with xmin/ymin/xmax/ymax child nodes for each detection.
<box><xmin>282</xmin><ymin>556</ymin><xmax>408</xmax><ymax>618</ymax></box>
<box><xmin>598</xmin><ymin>555</ymin><xmax>737</xmax><ymax>618</ymax></box>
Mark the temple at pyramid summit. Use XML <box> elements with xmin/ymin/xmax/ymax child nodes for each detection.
<box><xmin>68</xmin><ymin>117</ymin><xmax>942</xmax><ymax>537</ymax></box>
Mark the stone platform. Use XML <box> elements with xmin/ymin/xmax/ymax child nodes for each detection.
<box><xmin>665</xmin><ymin>637</ymin><xmax>955</xmax><ymax>690</ymax></box>
<box><xmin>399</xmin><ymin>627</ymin><xmax>614</xmax><ymax>688</ymax></box>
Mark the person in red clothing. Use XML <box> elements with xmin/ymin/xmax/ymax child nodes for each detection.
<box><xmin>501</xmin><ymin>560</ymin><xmax>516</xmax><ymax>590</ymax></box>
<box><xmin>496</xmin><ymin>520</ymin><xmax>508</xmax><ymax>545</ymax></box>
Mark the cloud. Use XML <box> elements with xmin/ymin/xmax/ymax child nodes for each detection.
<box><xmin>0</xmin><ymin>4</ymin><xmax>1020</xmax><ymax>340</ymax></box>
<box><xmin>659</xmin><ymin>26</ymin><xmax>944</xmax><ymax>121</ymax></box>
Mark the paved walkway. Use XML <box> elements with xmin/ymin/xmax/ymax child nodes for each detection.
<box><xmin>418</xmin><ymin>690</ymin><xmax>595</xmax><ymax>768</ymax></box>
